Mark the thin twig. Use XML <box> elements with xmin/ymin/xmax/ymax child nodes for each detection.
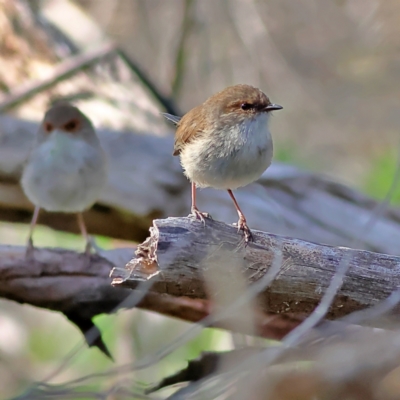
<box><xmin>117</xmin><ymin>49</ymin><xmax>181</xmax><ymax>116</ymax></box>
<box><xmin>0</xmin><ymin>42</ymin><xmax>117</xmax><ymax>112</ymax></box>
<box><xmin>171</xmin><ymin>0</ymin><xmax>195</xmax><ymax>98</ymax></box>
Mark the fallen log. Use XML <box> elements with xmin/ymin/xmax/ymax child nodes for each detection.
<box><xmin>111</xmin><ymin>217</ymin><xmax>400</xmax><ymax>320</ymax></box>
<box><xmin>1</xmin><ymin>215</ymin><xmax>400</xmax><ymax>351</ymax></box>
<box><xmin>0</xmin><ymin>242</ymin><xmax>304</xmax><ymax>342</ymax></box>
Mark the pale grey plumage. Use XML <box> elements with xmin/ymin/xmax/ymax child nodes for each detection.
<box><xmin>21</xmin><ymin>103</ymin><xmax>107</xmax><ymax>256</ymax></box>
<box><xmin>22</xmin><ymin>104</ymin><xmax>107</xmax><ymax>213</ymax></box>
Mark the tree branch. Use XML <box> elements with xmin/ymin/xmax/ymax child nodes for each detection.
<box><xmin>0</xmin><ymin>243</ymin><xmax>304</xmax><ymax>341</ymax></box>
<box><xmin>111</xmin><ymin>217</ymin><xmax>400</xmax><ymax>322</ymax></box>
<box><xmin>0</xmin><ymin>43</ymin><xmax>117</xmax><ymax>112</ymax></box>
<box><xmin>3</xmin><ymin>215</ymin><xmax>400</xmax><ymax>344</ymax></box>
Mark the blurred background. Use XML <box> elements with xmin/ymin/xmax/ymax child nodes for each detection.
<box><xmin>1</xmin><ymin>0</ymin><xmax>399</xmax><ymax>398</ymax></box>
<box><xmin>74</xmin><ymin>0</ymin><xmax>400</xmax><ymax>192</ymax></box>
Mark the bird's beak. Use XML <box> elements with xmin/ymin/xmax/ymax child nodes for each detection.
<box><xmin>265</xmin><ymin>104</ymin><xmax>283</xmax><ymax>111</ymax></box>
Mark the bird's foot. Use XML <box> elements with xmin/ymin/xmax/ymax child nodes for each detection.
<box><xmin>189</xmin><ymin>207</ymin><xmax>212</xmax><ymax>224</ymax></box>
<box><xmin>235</xmin><ymin>217</ymin><xmax>253</xmax><ymax>244</ymax></box>
<box><xmin>84</xmin><ymin>236</ymin><xmax>103</xmax><ymax>256</ymax></box>
<box><xmin>84</xmin><ymin>240</ymin><xmax>92</xmax><ymax>257</ymax></box>
<box><xmin>25</xmin><ymin>237</ymin><xmax>35</xmax><ymax>259</ymax></box>
<box><xmin>82</xmin><ymin>237</ymin><xmax>98</xmax><ymax>268</ymax></box>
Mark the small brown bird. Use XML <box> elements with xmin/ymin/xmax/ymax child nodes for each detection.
<box><xmin>21</xmin><ymin>103</ymin><xmax>107</xmax><ymax>255</ymax></box>
<box><xmin>164</xmin><ymin>84</ymin><xmax>282</xmax><ymax>242</ymax></box>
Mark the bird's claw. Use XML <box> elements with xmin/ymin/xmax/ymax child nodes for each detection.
<box><xmin>25</xmin><ymin>237</ymin><xmax>34</xmax><ymax>259</ymax></box>
<box><xmin>85</xmin><ymin>236</ymin><xmax>103</xmax><ymax>256</ymax></box>
<box><xmin>84</xmin><ymin>240</ymin><xmax>93</xmax><ymax>257</ymax></box>
<box><xmin>81</xmin><ymin>238</ymin><xmax>96</xmax><ymax>268</ymax></box>
<box><xmin>190</xmin><ymin>207</ymin><xmax>212</xmax><ymax>224</ymax></box>
<box><xmin>235</xmin><ymin>218</ymin><xmax>253</xmax><ymax>244</ymax></box>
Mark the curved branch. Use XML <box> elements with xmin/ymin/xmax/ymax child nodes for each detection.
<box><xmin>0</xmin><ymin>243</ymin><xmax>303</xmax><ymax>341</ymax></box>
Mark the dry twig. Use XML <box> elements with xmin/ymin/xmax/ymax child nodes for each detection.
<box><xmin>0</xmin><ymin>42</ymin><xmax>117</xmax><ymax>112</ymax></box>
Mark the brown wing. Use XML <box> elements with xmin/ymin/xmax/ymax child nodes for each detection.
<box><xmin>173</xmin><ymin>104</ymin><xmax>206</xmax><ymax>156</ymax></box>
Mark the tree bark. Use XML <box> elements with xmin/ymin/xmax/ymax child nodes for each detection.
<box><xmin>3</xmin><ymin>216</ymin><xmax>400</xmax><ymax>343</ymax></box>
<box><xmin>111</xmin><ymin>217</ymin><xmax>400</xmax><ymax>320</ymax></box>
<box><xmin>0</xmin><ymin>243</ymin><xmax>304</xmax><ymax>341</ymax></box>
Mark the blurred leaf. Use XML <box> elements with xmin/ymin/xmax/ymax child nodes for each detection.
<box><xmin>28</xmin><ymin>315</ymin><xmax>79</xmax><ymax>362</ymax></box>
<box><xmin>364</xmin><ymin>149</ymin><xmax>400</xmax><ymax>204</ymax></box>
<box><xmin>274</xmin><ymin>143</ymin><xmax>312</xmax><ymax>169</ymax></box>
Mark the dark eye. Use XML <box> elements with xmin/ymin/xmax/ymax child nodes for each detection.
<box><xmin>241</xmin><ymin>103</ymin><xmax>253</xmax><ymax>110</ymax></box>
<box><xmin>64</xmin><ymin>120</ymin><xmax>78</xmax><ymax>131</ymax></box>
<box><xmin>44</xmin><ymin>122</ymin><xmax>53</xmax><ymax>133</ymax></box>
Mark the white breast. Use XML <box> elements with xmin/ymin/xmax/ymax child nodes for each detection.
<box><xmin>180</xmin><ymin>113</ymin><xmax>273</xmax><ymax>189</ymax></box>
<box><xmin>21</xmin><ymin>132</ymin><xmax>107</xmax><ymax>212</ymax></box>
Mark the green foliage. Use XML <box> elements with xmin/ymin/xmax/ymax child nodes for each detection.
<box><xmin>364</xmin><ymin>149</ymin><xmax>400</xmax><ymax>204</ymax></box>
<box><xmin>274</xmin><ymin>142</ymin><xmax>313</xmax><ymax>169</ymax></box>
<box><xmin>274</xmin><ymin>143</ymin><xmax>301</xmax><ymax>164</ymax></box>
<box><xmin>28</xmin><ymin>316</ymin><xmax>77</xmax><ymax>362</ymax></box>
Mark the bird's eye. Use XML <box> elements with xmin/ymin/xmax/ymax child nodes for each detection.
<box><xmin>64</xmin><ymin>120</ymin><xmax>78</xmax><ymax>131</ymax></box>
<box><xmin>44</xmin><ymin>122</ymin><xmax>53</xmax><ymax>133</ymax></box>
<box><xmin>241</xmin><ymin>103</ymin><xmax>253</xmax><ymax>110</ymax></box>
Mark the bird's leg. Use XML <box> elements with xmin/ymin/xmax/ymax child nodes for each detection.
<box><xmin>77</xmin><ymin>212</ymin><xmax>92</xmax><ymax>256</ymax></box>
<box><xmin>26</xmin><ymin>206</ymin><xmax>40</xmax><ymax>258</ymax></box>
<box><xmin>190</xmin><ymin>182</ymin><xmax>211</xmax><ymax>222</ymax></box>
<box><xmin>227</xmin><ymin>189</ymin><xmax>253</xmax><ymax>243</ymax></box>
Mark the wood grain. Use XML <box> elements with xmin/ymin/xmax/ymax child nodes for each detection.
<box><xmin>0</xmin><ymin>243</ymin><xmax>304</xmax><ymax>340</ymax></box>
<box><xmin>111</xmin><ymin>217</ymin><xmax>400</xmax><ymax>320</ymax></box>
